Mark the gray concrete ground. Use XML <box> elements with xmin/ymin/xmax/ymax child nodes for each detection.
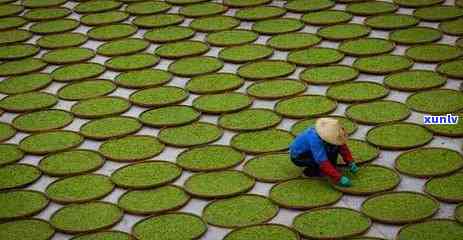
<box><xmin>0</xmin><ymin>0</ymin><xmax>461</xmax><ymax>239</ymax></box>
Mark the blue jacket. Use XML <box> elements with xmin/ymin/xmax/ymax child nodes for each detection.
<box><xmin>289</xmin><ymin>128</ymin><xmax>340</xmax><ymax>164</ymax></box>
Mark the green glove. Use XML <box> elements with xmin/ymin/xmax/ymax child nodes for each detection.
<box><xmin>349</xmin><ymin>162</ymin><xmax>359</xmax><ymax>174</ymax></box>
<box><xmin>338</xmin><ymin>176</ymin><xmax>352</xmax><ymax>187</ymax></box>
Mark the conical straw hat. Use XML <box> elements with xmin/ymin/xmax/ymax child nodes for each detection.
<box><xmin>315</xmin><ymin>118</ymin><xmax>348</xmax><ymax>145</ymax></box>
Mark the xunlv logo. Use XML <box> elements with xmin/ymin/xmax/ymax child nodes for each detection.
<box><xmin>423</xmin><ymin>114</ymin><xmax>459</xmax><ymax>125</ymax></box>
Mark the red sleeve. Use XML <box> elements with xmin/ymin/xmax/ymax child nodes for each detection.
<box><xmin>320</xmin><ymin>160</ymin><xmax>341</xmax><ymax>183</ymax></box>
<box><xmin>339</xmin><ymin>144</ymin><xmax>353</xmax><ymax>164</ymax></box>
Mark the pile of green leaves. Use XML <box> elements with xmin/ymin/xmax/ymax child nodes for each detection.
<box><xmin>0</xmin><ymin>91</ymin><xmax>57</xmax><ymax>112</ymax></box>
<box><xmin>275</xmin><ymin>95</ymin><xmax>337</xmax><ymax>118</ymax></box>
<box><xmin>335</xmin><ymin>165</ymin><xmax>400</xmax><ymax>195</ymax></box>
<box><xmin>231</xmin><ymin>129</ymin><xmax>294</xmax><ymax>154</ymax></box>
<box><xmin>365</xmin><ymin>14</ymin><xmax>419</xmax><ymax>30</ymax></box>
<box><xmin>46</xmin><ymin>174</ymin><xmax>114</xmax><ymax>203</ymax></box>
<box><xmin>99</xmin><ymin>136</ymin><xmax>165</xmax><ymax>162</ymax></box>
<box><xmin>39</xmin><ymin>150</ymin><xmax>104</xmax><ymax>177</ymax></box>
<box><xmin>384</xmin><ymin>70</ymin><xmax>447</xmax><ymax>91</ymax></box>
<box><xmin>0</xmin><ymin>73</ymin><xmax>52</xmax><ymax>95</ymax></box>
<box><xmin>366</xmin><ymin>123</ymin><xmax>433</xmax><ymax>150</ymax></box>
<box><xmin>80</xmin><ymin>116</ymin><xmax>142</xmax><ymax>140</ymax></box>
<box><xmin>110</xmin><ymin>161</ymin><xmax>181</xmax><ymax>189</ymax></box>
<box><xmin>397</xmin><ymin>219</ymin><xmax>463</xmax><ymax>240</ymax></box>
<box><xmin>353</xmin><ymin>54</ymin><xmax>413</xmax><ymax>74</ymax></box>
<box><xmin>118</xmin><ymin>185</ymin><xmax>190</xmax><ymax>215</ymax></box>
<box><xmin>235</xmin><ymin>6</ymin><xmax>286</xmax><ymax>21</ymax></box>
<box><xmin>317</xmin><ymin>23</ymin><xmax>371</xmax><ymax>40</ymax></box>
<box><xmin>88</xmin><ymin>24</ymin><xmax>137</xmax><ymax>41</ymax></box>
<box><xmin>37</xmin><ymin>33</ymin><xmax>87</xmax><ymax>49</ymax></box>
<box><xmin>389</xmin><ymin>27</ymin><xmax>442</xmax><ymax>44</ymax></box>
<box><xmin>243</xmin><ymin>153</ymin><xmax>302</xmax><ymax>182</ymax></box>
<box><xmin>185</xmin><ymin>170</ymin><xmax>255</xmax><ymax>198</ymax></box>
<box><xmin>190</xmin><ymin>16</ymin><xmax>239</xmax><ymax>32</ymax></box>
<box><xmin>133</xmin><ymin>213</ymin><xmax>207</xmax><ymax>240</ymax></box>
<box><xmin>395</xmin><ymin>148</ymin><xmax>463</xmax><ymax>177</ymax></box>
<box><xmin>126</xmin><ymin>1</ymin><xmax>171</xmax><ymax>15</ymax></box>
<box><xmin>0</xmin><ymin>144</ymin><xmax>24</xmax><ymax>166</ymax></box>
<box><xmin>105</xmin><ymin>53</ymin><xmax>159</xmax><ymax>71</ymax></box>
<box><xmin>426</xmin><ymin>112</ymin><xmax>463</xmax><ymax>137</ymax></box>
<box><xmin>0</xmin><ymin>122</ymin><xmax>15</xmax><ymax>142</ymax></box>
<box><xmin>97</xmin><ymin>38</ymin><xmax>149</xmax><ymax>56</ymax></box>
<box><xmin>285</xmin><ymin>0</ymin><xmax>333</xmax><ymax>12</ymax></box>
<box><xmin>0</xmin><ymin>219</ymin><xmax>55</xmax><ymax>240</ymax></box>
<box><xmin>115</xmin><ymin>69</ymin><xmax>172</xmax><ymax>89</ymax></box>
<box><xmin>180</xmin><ymin>2</ymin><xmax>227</xmax><ymax>17</ymax></box>
<box><xmin>139</xmin><ymin>105</ymin><xmax>200</xmax><ymax>127</ymax></box>
<box><xmin>0</xmin><ymin>164</ymin><xmax>41</xmax><ymax>190</ymax></box>
<box><xmin>247</xmin><ymin>79</ymin><xmax>306</xmax><ymax>99</ymax></box>
<box><xmin>133</xmin><ymin>14</ymin><xmax>184</xmax><ymax>28</ymax></box>
<box><xmin>156</xmin><ymin>40</ymin><xmax>209</xmax><ymax>59</ymax></box>
<box><xmin>288</xmin><ymin>47</ymin><xmax>344</xmax><ymax>66</ymax></box>
<box><xmin>0</xmin><ymin>44</ymin><xmax>39</xmax><ymax>60</ymax></box>
<box><xmin>203</xmin><ymin>194</ymin><xmax>279</xmax><ymax>227</ymax></box>
<box><xmin>361</xmin><ymin>192</ymin><xmax>439</xmax><ymax>223</ymax></box>
<box><xmin>302</xmin><ymin>10</ymin><xmax>353</xmax><ymax>26</ymax></box>
<box><xmin>0</xmin><ymin>190</ymin><xmax>48</xmax><ymax>220</ymax></box>
<box><xmin>0</xmin><ymin>16</ymin><xmax>26</xmax><ymax>31</ymax></box>
<box><xmin>71</xmin><ymin>97</ymin><xmax>131</xmax><ymax>118</ymax></box>
<box><xmin>219</xmin><ymin>44</ymin><xmax>273</xmax><ymax>63</ymax></box>
<box><xmin>57</xmin><ymin>80</ymin><xmax>116</xmax><ymax>101</ymax></box>
<box><xmin>0</xmin><ymin>30</ymin><xmax>31</xmax><ymax>45</ymax></box>
<box><xmin>158</xmin><ymin>122</ymin><xmax>223</xmax><ymax>147</ymax></box>
<box><xmin>13</xmin><ymin>109</ymin><xmax>73</xmax><ymax>132</ymax></box>
<box><xmin>300</xmin><ymin>65</ymin><xmax>358</xmax><ymax>85</ymax></box>
<box><xmin>168</xmin><ymin>56</ymin><xmax>223</xmax><ymax>76</ymax></box>
<box><xmin>425</xmin><ymin>172</ymin><xmax>463</xmax><ymax>202</ymax></box>
<box><xmin>193</xmin><ymin>92</ymin><xmax>252</xmax><ymax>114</ymax></box>
<box><xmin>29</xmin><ymin>19</ymin><xmax>79</xmax><ymax>34</ymax></box>
<box><xmin>338</xmin><ymin>38</ymin><xmax>395</xmax><ymax>56</ymax></box>
<box><xmin>252</xmin><ymin>18</ymin><xmax>303</xmax><ymax>34</ymax></box>
<box><xmin>238</xmin><ymin>60</ymin><xmax>295</xmax><ymax>80</ymax></box>
<box><xmin>439</xmin><ymin>18</ymin><xmax>463</xmax><ymax>35</ymax></box>
<box><xmin>74</xmin><ymin>0</ymin><xmax>121</xmax><ymax>13</ymax></box>
<box><xmin>43</xmin><ymin>47</ymin><xmax>95</xmax><ymax>65</ymax></box>
<box><xmin>224</xmin><ymin>224</ymin><xmax>299</xmax><ymax>240</ymax></box>
<box><xmin>293</xmin><ymin>208</ymin><xmax>371</xmax><ymax>239</ymax></box>
<box><xmin>130</xmin><ymin>86</ymin><xmax>188</xmax><ymax>107</ymax></box>
<box><xmin>50</xmin><ymin>201</ymin><xmax>123</xmax><ymax>233</ymax></box>
<box><xmin>206</xmin><ymin>29</ymin><xmax>257</xmax><ymax>46</ymax></box>
<box><xmin>437</xmin><ymin>59</ymin><xmax>463</xmax><ymax>79</ymax></box>
<box><xmin>346</xmin><ymin>100</ymin><xmax>410</xmax><ymax>124</ymax></box>
<box><xmin>270</xmin><ymin>178</ymin><xmax>343</xmax><ymax>209</ymax></box>
<box><xmin>80</xmin><ymin>11</ymin><xmax>129</xmax><ymax>26</ymax></box>
<box><xmin>72</xmin><ymin>231</ymin><xmax>133</xmax><ymax>240</ymax></box>
<box><xmin>186</xmin><ymin>73</ymin><xmax>244</xmax><ymax>94</ymax></box>
<box><xmin>406</xmin><ymin>89</ymin><xmax>463</xmax><ymax>114</ymax></box>
<box><xmin>0</xmin><ymin>58</ymin><xmax>46</xmax><ymax>77</ymax></box>
<box><xmin>176</xmin><ymin>145</ymin><xmax>244</xmax><ymax>171</ymax></box>
<box><xmin>23</xmin><ymin>7</ymin><xmax>70</xmax><ymax>21</ymax></box>
<box><xmin>413</xmin><ymin>5</ymin><xmax>463</xmax><ymax>21</ymax></box>
<box><xmin>19</xmin><ymin>131</ymin><xmax>83</xmax><ymax>154</ymax></box>
<box><xmin>219</xmin><ymin>108</ymin><xmax>281</xmax><ymax>131</ymax></box>
<box><xmin>346</xmin><ymin>1</ymin><xmax>397</xmax><ymax>15</ymax></box>
<box><xmin>52</xmin><ymin>63</ymin><xmax>105</xmax><ymax>82</ymax></box>
<box><xmin>405</xmin><ymin>44</ymin><xmax>463</xmax><ymax>62</ymax></box>
<box><xmin>267</xmin><ymin>32</ymin><xmax>321</xmax><ymax>51</ymax></box>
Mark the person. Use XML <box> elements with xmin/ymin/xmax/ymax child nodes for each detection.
<box><xmin>289</xmin><ymin>117</ymin><xmax>359</xmax><ymax>187</ymax></box>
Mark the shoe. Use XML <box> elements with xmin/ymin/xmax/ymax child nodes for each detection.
<box><xmin>303</xmin><ymin>167</ymin><xmax>323</xmax><ymax>177</ymax></box>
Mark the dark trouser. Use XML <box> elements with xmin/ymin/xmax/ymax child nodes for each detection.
<box><xmin>290</xmin><ymin>153</ymin><xmax>338</xmax><ymax>176</ymax></box>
